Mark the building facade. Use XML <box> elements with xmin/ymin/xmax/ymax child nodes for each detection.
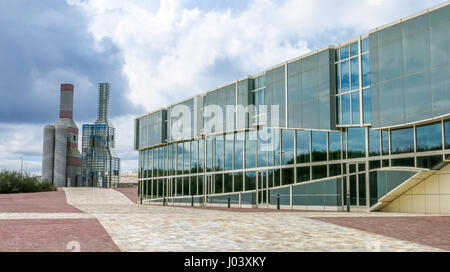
<box><xmin>81</xmin><ymin>83</ymin><xmax>120</xmax><ymax>187</ymax></box>
<box><xmin>134</xmin><ymin>3</ymin><xmax>450</xmax><ymax>214</ymax></box>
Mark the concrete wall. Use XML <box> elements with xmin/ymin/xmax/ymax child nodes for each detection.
<box><xmin>383</xmin><ymin>164</ymin><xmax>450</xmax><ymax>214</ymax></box>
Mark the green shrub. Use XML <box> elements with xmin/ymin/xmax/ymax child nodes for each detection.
<box><xmin>0</xmin><ymin>170</ymin><xmax>57</xmax><ymax>194</ymax></box>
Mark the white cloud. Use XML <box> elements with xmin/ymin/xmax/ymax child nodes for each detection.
<box><xmin>72</xmin><ymin>0</ymin><xmax>446</xmax><ymax>115</ymax></box>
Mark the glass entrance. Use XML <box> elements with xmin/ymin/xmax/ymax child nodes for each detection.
<box><xmin>257</xmin><ymin>171</ymin><xmax>269</xmax><ymax>206</ymax></box>
<box><xmin>345</xmin><ymin>162</ymin><xmax>367</xmax><ymax>208</ymax></box>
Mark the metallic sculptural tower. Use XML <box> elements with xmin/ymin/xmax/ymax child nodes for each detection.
<box><xmin>42</xmin><ymin>84</ymin><xmax>82</xmax><ymax>187</ymax></box>
<box><xmin>81</xmin><ymin>83</ymin><xmax>120</xmax><ymax>187</ymax></box>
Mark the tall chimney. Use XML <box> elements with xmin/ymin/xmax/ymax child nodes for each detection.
<box><xmin>59</xmin><ymin>84</ymin><xmax>74</xmax><ymax>119</ymax></box>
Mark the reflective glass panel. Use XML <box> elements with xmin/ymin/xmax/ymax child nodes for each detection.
<box><xmin>282</xmin><ymin>168</ymin><xmax>295</xmax><ymax>185</ymax></box>
<box><xmin>234</xmin><ymin>132</ymin><xmax>244</xmax><ymax>170</ymax></box>
<box><xmin>245</xmin><ymin>171</ymin><xmax>256</xmax><ymax>191</ymax></box>
<box><xmin>350</xmin><ymin>42</ymin><xmax>359</xmax><ymax>57</ymax></box>
<box><xmin>329</xmin><ymin>131</ymin><xmax>341</xmax><ymax>161</ymax></box>
<box><xmin>361</xmin><ymin>38</ymin><xmax>369</xmax><ymax>53</ymax></box>
<box><xmin>281</xmin><ymin>130</ymin><xmax>295</xmax><ymax>165</ymax></box>
<box><xmin>257</xmin><ymin>129</ymin><xmax>268</xmax><ymax>167</ymax></box>
<box><xmin>215</xmin><ymin>136</ymin><xmax>224</xmax><ymax>171</ymax></box>
<box><xmin>391</xmin><ymin>128</ymin><xmax>414</xmax><ymax>154</ymax></box>
<box><xmin>336</xmin><ymin>64</ymin><xmax>341</xmax><ymax>93</ymax></box>
<box><xmin>446</xmin><ymin>121</ymin><xmax>450</xmax><ymax>149</ymax></box>
<box><xmin>297</xmin><ymin>166</ymin><xmax>310</xmax><ymax>183</ymax></box>
<box><xmin>351</xmin><ymin>57</ymin><xmax>359</xmax><ymax>90</ymax></box>
<box><xmin>184</xmin><ymin>142</ymin><xmax>190</xmax><ymax>172</ymax></box>
<box><xmin>340</xmin><ymin>45</ymin><xmax>349</xmax><ymax>59</ymax></box>
<box><xmin>363</xmin><ymin>88</ymin><xmax>371</xmax><ymax>124</ymax></box>
<box><xmin>362</xmin><ymin>54</ymin><xmax>370</xmax><ymax>87</ymax></box>
<box><xmin>206</xmin><ymin>137</ymin><xmax>213</xmax><ymax>171</ymax></box>
<box><xmin>245</xmin><ymin>131</ymin><xmax>257</xmax><ymax>169</ymax></box>
<box><xmin>296</xmin><ymin>130</ymin><xmax>310</xmax><ymax>163</ymax></box>
<box><xmin>416</xmin><ymin>122</ymin><xmax>442</xmax><ymax>152</ymax></box>
<box><xmin>342</xmin><ymin>94</ymin><xmax>350</xmax><ymax>125</ymax></box>
<box><xmin>198</xmin><ymin>139</ymin><xmax>204</xmax><ymax>172</ymax></box>
<box><xmin>234</xmin><ymin>173</ymin><xmax>243</xmax><ymax>192</ymax></box>
<box><xmin>369</xmin><ymin>129</ymin><xmax>380</xmax><ymax>156</ymax></box>
<box><xmin>312</xmin><ymin>165</ymin><xmax>327</xmax><ymax>180</ymax></box>
<box><xmin>273</xmin><ymin>129</ymin><xmax>281</xmax><ymax>166</ymax></box>
<box><xmin>352</xmin><ymin>92</ymin><xmax>360</xmax><ymax>125</ymax></box>
<box><xmin>312</xmin><ymin>131</ymin><xmax>327</xmax><ymax>162</ymax></box>
<box><xmin>341</xmin><ymin>61</ymin><xmax>350</xmax><ymax>92</ymax></box>
<box><xmin>348</xmin><ymin>127</ymin><xmax>366</xmax><ymax>159</ymax></box>
<box><xmin>382</xmin><ymin>130</ymin><xmax>389</xmax><ymax>155</ymax></box>
<box><xmin>191</xmin><ymin>141</ymin><xmax>197</xmax><ymax>173</ymax></box>
<box><xmin>224</xmin><ymin>134</ymin><xmax>234</xmax><ymax>170</ymax></box>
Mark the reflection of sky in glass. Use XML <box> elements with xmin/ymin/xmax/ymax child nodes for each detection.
<box><xmin>362</xmin><ymin>38</ymin><xmax>369</xmax><ymax>53</ymax></box>
<box><xmin>348</xmin><ymin>127</ymin><xmax>366</xmax><ymax>158</ymax></box>
<box><xmin>369</xmin><ymin>129</ymin><xmax>380</xmax><ymax>156</ymax></box>
<box><xmin>234</xmin><ymin>133</ymin><xmax>243</xmax><ymax>170</ymax></box>
<box><xmin>391</xmin><ymin>128</ymin><xmax>414</xmax><ymax>154</ymax></box>
<box><xmin>446</xmin><ymin>121</ymin><xmax>450</xmax><ymax>149</ymax></box>
<box><xmin>297</xmin><ymin>130</ymin><xmax>310</xmax><ymax>163</ymax></box>
<box><xmin>341</xmin><ymin>45</ymin><xmax>349</xmax><ymax>59</ymax></box>
<box><xmin>382</xmin><ymin>130</ymin><xmax>389</xmax><ymax>155</ymax></box>
<box><xmin>416</xmin><ymin>123</ymin><xmax>442</xmax><ymax>151</ymax></box>
<box><xmin>341</xmin><ymin>61</ymin><xmax>350</xmax><ymax>92</ymax></box>
<box><xmin>312</xmin><ymin>131</ymin><xmax>327</xmax><ymax>162</ymax></box>
<box><xmin>342</xmin><ymin>94</ymin><xmax>350</xmax><ymax>124</ymax></box>
<box><xmin>224</xmin><ymin>134</ymin><xmax>233</xmax><ymax>170</ymax></box>
<box><xmin>350</xmin><ymin>42</ymin><xmax>358</xmax><ymax>57</ymax></box>
<box><xmin>352</xmin><ymin>92</ymin><xmax>360</xmax><ymax>124</ymax></box>
<box><xmin>362</xmin><ymin>54</ymin><xmax>371</xmax><ymax>87</ymax></box>
<box><xmin>363</xmin><ymin>89</ymin><xmax>371</xmax><ymax>124</ymax></box>
<box><xmin>282</xmin><ymin>130</ymin><xmax>295</xmax><ymax>165</ymax></box>
<box><xmin>351</xmin><ymin>57</ymin><xmax>359</xmax><ymax>90</ymax></box>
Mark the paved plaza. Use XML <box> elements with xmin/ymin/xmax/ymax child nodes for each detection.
<box><xmin>0</xmin><ymin>188</ymin><xmax>448</xmax><ymax>252</ymax></box>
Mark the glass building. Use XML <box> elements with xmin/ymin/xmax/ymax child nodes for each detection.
<box><xmin>134</xmin><ymin>3</ymin><xmax>450</xmax><ymax>213</ymax></box>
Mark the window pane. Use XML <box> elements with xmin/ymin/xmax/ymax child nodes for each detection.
<box><xmin>234</xmin><ymin>172</ymin><xmax>243</xmax><ymax>192</ymax></box>
<box><xmin>312</xmin><ymin>165</ymin><xmax>327</xmax><ymax>180</ymax></box>
<box><xmin>215</xmin><ymin>174</ymin><xmax>223</xmax><ymax>194</ymax></box>
<box><xmin>362</xmin><ymin>38</ymin><xmax>369</xmax><ymax>53</ymax></box>
<box><xmin>198</xmin><ymin>139</ymin><xmax>204</xmax><ymax>172</ymax></box>
<box><xmin>340</xmin><ymin>45</ymin><xmax>349</xmax><ymax>59</ymax></box>
<box><xmin>446</xmin><ymin>121</ymin><xmax>450</xmax><ymax>149</ymax></box>
<box><xmin>215</xmin><ymin>136</ymin><xmax>223</xmax><ymax>171</ymax></box>
<box><xmin>245</xmin><ymin>171</ymin><xmax>256</xmax><ymax>191</ymax></box>
<box><xmin>224</xmin><ymin>173</ymin><xmax>233</xmax><ymax>193</ymax></box>
<box><xmin>352</xmin><ymin>92</ymin><xmax>360</xmax><ymax>125</ymax></box>
<box><xmin>206</xmin><ymin>137</ymin><xmax>213</xmax><ymax>172</ymax></box>
<box><xmin>183</xmin><ymin>177</ymin><xmax>190</xmax><ymax>196</ymax></box>
<box><xmin>282</xmin><ymin>168</ymin><xmax>294</xmax><ymax>185</ymax></box>
<box><xmin>297</xmin><ymin>166</ymin><xmax>310</xmax><ymax>183</ymax></box>
<box><xmin>335</xmin><ymin>48</ymin><xmax>340</xmax><ymax>62</ymax></box>
<box><xmin>348</xmin><ymin>127</ymin><xmax>366</xmax><ymax>159</ymax></box>
<box><xmin>342</xmin><ymin>94</ymin><xmax>350</xmax><ymax>125</ymax></box>
<box><xmin>234</xmin><ymin>132</ymin><xmax>244</xmax><ymax>170</ymax></box>
<box><xmin>350</xmin><ymin>42</ymin><xmax>358</xmax><ymax>57</ymax></box>
<box><xmin>336</xmin><ymin>64</ymin><xmax>341</xmax><ymax>93</ymax></box>
<box><xmin>224</xmin><ymin>134</ymin><xmax>233</xmax><ymax>170</ymax></box>
<box><xmin>417</xmin><ymin>155</ymin><xmax>443</xmax><ymax>169</ymax></box>
<box><xmin>329</xmin><ymin>131</ymin><xmax>341</xmax><ymax>160</ymax></box>
<box><xmin>416</xmin><ymin>122</ymin><xmax>442</xmax><ymax>152</ymax></box>
<box><xmin>329</xmin><ymin>164</ymin><xmax>342</xmax><ymax>177</ymax></box>
<box><xmin>363</xmin><ymin>88</ymin><xmax>371</xmax><ymax>124</ymax></box>
<box><xmin>382</xmin><ymin>130</ymin><xmax>389</xmax><ymax>155</ymax></box>
<box><xmin>281</xmin><ymin>130</ymin><xmax>295</xmax><ymax>165</ymax></box>
<box><xmin>391</xmin><ymin>128</ymin><xmax>414</xmax><ymax>154</ymax></box>
<box><xmin>312</xmin><ymin>131</ymin><xmax>327</xmax><ymax>162</ymax></box>
<box><xmin>191</xmin><ymin>141</ymin><xmax>197</xmax><ymax>173</ymax></box>
<box><xmin>362</xmin><ymin>54</ymin><xmax>370</xmax><ymax>87</ymax></box>
<box><xmin>257</xmin><ymin>128</ymin><xmax>268</xmax><ymax>167</ymax></box>
<box><xmin>296</xmin><ymin>130</ymin><xmax>310</xmax><ymax>163</ymax></box>
<box><xmin>245</xmin><ymin>131</ymin><xmax>257</xmax><ymax>169</ymax></box>
<box><xmin>351</xmin><ymin>57</ymin><xmax>359</xmax><ymax>90</ymax></box>
<box><xmin>184</xmin><ymin>142</ymin><xmax>190</xmax><ymax>172</ymax></box>
<box><xmin>341</xmin><ymin>60</ymin><xmax>350</xmax><ymax>92</ymax></box>
<box><xmin>337</xmin><ymin>96</ymin><xmax>341</xmax><ymax>125</ymax></box>
<box><xmin>273</xmin><ymin>129</ymin><xmax>281</xmax><ymax>166</ymax></box>
<box><xmin>369</xmin><ymin>129</ymin><xmax>380</xmax><ymax>156</ymax></box>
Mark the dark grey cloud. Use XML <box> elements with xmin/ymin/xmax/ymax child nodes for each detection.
<box><xmin>0</xmin><ymin>0</ymin><xmax>144</xmax><ymax>125</ymax></box>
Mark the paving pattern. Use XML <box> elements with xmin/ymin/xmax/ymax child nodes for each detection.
<box><xmin>312</xmin><ymin>216</ymin><xmax>450</xmax><ymax>251</ymax></box>
<box><xmin>64</xmin><ymin>188</ymin><xmax>445</xmax><ymax>252</ymax></box>
<box><xmin>0</xmin><ymin>188</ymin><xmax>81</xmax><ymax>213</ymax></box>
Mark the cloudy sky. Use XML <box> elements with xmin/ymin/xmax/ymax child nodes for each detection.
<box><xmin>0</xmin><ymin>0</ymin><xmax>445</xmax><ymax>175</ymax></box>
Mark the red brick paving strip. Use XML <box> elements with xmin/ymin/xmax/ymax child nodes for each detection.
<box><xmin>0</xmin><ymin>188</ymin><xmax>82</xmax><ymax>213</ymax></box>
<box><xmin>114</xmin><ymin>188</ymin><xmax>138</xmax><ymax>203</ymax></box>
<box><xmin>0</xmin><ymin>219</ymin><xmax>120</xmax><ymax>252</ymax></box>
<box><xmin>312</xmin><ymin>216</ymin><xmax>450</xmax><ymax>251</ymax></box>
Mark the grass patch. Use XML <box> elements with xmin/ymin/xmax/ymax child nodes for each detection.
<box><xmin>0</xmin><ymin>170</ymin><xmax>57</xmax><ymax>194</ymax></box>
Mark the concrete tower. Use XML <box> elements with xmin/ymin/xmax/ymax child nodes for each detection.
<box><xmin>81</xmin><ymin>83</ymin><xmax>120</xmax><ymax>187</ymax></box>
<box><xmin>41</xmin><ymin>84</ymin><xmax>82</xmax><ymax>187</ymax></box>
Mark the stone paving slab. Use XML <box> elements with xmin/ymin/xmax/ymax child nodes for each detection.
<box><xmin>0</xmin><ymin>219</ymin><xmax>120</xmax><ymax>252</ymax></box>
<box><xmin>0</xmin><ymin>213</ymin><xmax>93</xmax><ymax>219</ymax></box>
<box><xmin>311</xmin><ymin>216</ymin><xmax>450</xmax><ymax>251</ymax></box>
<box><xmin>0</xmin><ymin>188</ymin><xmax>82</xmax><ymax>213</ymax></box>
<box><xmin>63</xmin><ymin>188</ymin><xmax>444</xmax><ymax>252</ymax></box>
